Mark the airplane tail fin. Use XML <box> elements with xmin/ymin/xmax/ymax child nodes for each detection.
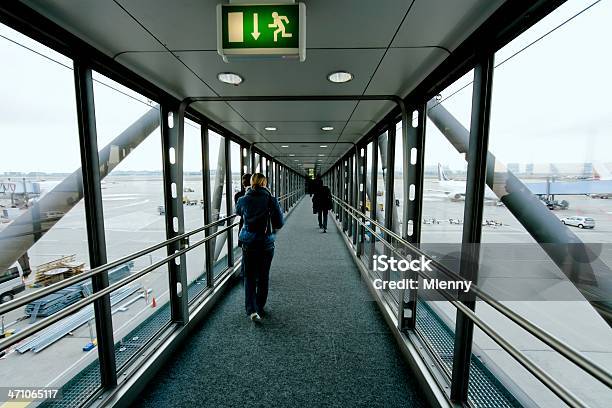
<box><xmin>437</xmin><ymin>163</ymin><xmax>450</xmax><ymax>181</ymax></box>
<box><xmin>593</xmin><ymin>162</ymin><xmax>612</xmax><ymax>180</ymax></box>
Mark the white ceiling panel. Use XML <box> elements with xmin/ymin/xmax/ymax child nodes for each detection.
<box><xmin>229</xmin><ymin>121</ymin><xmax>346</xmax><ymax>136</ymax></box>
<box><xmin>175</xmin><ymin>49</ymin><xmax>384</xmax><ymax>96</ymax></box>
<box><xmin>115</xmin><ymin>0</ymin><xmax>219</xmax><ymax>50</ymax></box>
<box><xmin>24</xmin><ymin>0</ymin><xmax>165</xmax><ymax>56</ymax></box>
<box><xmin>304</xmin><ymin>0</ymin><xmax>413</xmax><ymax>48</ymax></box>
<box><xmin>365</xmin><ymin>47</ymin><xmax>449</xmax><ymax>96</ymax></box>
<box><xmin>221</xmin><ymin>101</ymin><xmax>358</xmax><ymax>122</ymax></box>
<box><xmin>116</xmin><ymin>52</ymin><xmax>216</xmax><ymax>99</ymax></box>
<box><xmin>391</xmin><ymin>0</ymin><xmax>505</xmax><ymax>50</ymax></box>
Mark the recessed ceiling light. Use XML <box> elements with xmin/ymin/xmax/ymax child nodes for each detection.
<box><xmin>327</xmin><ymin>71</ymin><xmax>353</xmax><ymax>83</ymax></box>
<box><xmin>289</xmin><ymin>154</ymin><xmax>295</xmax><ymax>157</ymax></box>
<box><xmin>217</xmin><ymin>72</ymin><xmax>243</xmax><ymax>85</ymax></box>
<box><xmin>318</xmin><ymin>154</ymin><xmax>325</xmax><ymax>157</ymax></box>
<box><xmin>264</xmin><ymin>126</ymin><xmax>277</xmax><ymax>131</ymax></box>
<box><xmin>281</xmin><ymin>145</ymin><xmax>289</xmax><ymax>148</ymax></box>
<box><xmin>294</xmin><ymin>159</ymin><xmax>299</xmax><ymax>162</ymax></box>
<box><xmin>319</xmin><ymin>145</ymin><xmax>328</xmax><ymax>148</ymax></box>
<box><xmin>317</xmin><ymin>159</ymin><xmax>323</xmax><ymax>162</ymax></box>
<box><xmin>321</xmin><ymin>126</ymin><xmax>334</xmax><ymax>131</ymax></box>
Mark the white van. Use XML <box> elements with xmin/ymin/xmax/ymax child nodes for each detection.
<box><xmin>0</xmin><ymin>263</ymin><xmax>26</xmax><ymax>303</ymax></box>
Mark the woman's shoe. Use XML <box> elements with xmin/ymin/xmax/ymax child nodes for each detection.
<box><xmin>250</xmin><ymin>312</ymin><xmax>262</xmax><ymax>322</ymax></box>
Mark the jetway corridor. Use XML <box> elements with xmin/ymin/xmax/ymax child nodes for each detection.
<box><xmin>135</xmin><ymin>198</ymin><xmax>426</xmax><ymax>408</ymax></box>
<box><xmin>1</xmin><ymin>1</ymin><xmax>612</xmax><ymax>407</ymax></box>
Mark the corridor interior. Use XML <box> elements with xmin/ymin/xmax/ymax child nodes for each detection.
<box><xmin>136</xmin><ymin>197</ymin><xmax>426</xmax><ymax>407</ymax></box>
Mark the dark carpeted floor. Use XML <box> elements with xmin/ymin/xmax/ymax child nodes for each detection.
<box><xmin>136</xmin><ymin>198</ymin><xmax>427</xmax><ymax>407</ymax></box>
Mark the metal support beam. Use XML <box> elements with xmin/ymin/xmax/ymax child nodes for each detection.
<box><xmin>201</xmin><ymin>126</ymin><xmax>214</xmax><ymax>287</ymax></box>
<box><xmin>161</xmin><ymin>105</ymin><xmax>188</xmax><ymax>324</ymax></box>
<box><xmin>401</xmin><ymin>103</ymin><xmax>427</xmax><ymax>331</ymax></box>
<box><xmin>450</xmin><ymin>54</ymin><xmax>494</xmax><ymax>403</ymax></box>
<box><xmin>73</xmin><ymin>62</ymin><xmax>117</xmax><ymax>387</ymax></box>
<box><xmin>369</xmin><ymin>140</ymin><xmax>379</xmax><ymax>259</ymax></box>
<box><xmin>224</xmin><ymin>136</ymin><xmax>234</xmax><ymax>266</ymax></box>
<box><xmin>356</xmin><ymin>145</ymin><xmax>367</xmax><ymax>256</ymax></box>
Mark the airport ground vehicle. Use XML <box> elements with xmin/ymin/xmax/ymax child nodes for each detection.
<box><xmin>540</xmin><ymin>197</ymin><xmax>570</xmax><ymax>210</ymax></box>
<box><xmin>561</xmin><ymin>216</ymin><xmax>595</xmax><ymax>229</ymax></box>
<box><xmin>0</xmin><ymin>263</ymin><xmax>26</xmax><ymax>303</ymax></box>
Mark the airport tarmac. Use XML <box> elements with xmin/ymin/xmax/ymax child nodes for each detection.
<box><xmin>0</xmin><ymin>175</ymin><xmax>240</xmax><ymax>390</ymax></box>
<box><xmin>1</xmin><ymin>175</ymin><xmax>611</xmax><ymax>400</ymax></box>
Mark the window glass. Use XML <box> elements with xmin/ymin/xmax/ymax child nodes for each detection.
<box><xmin>0</xmin><ymin>23</ymin><xmax>94</xmax><ymax>395</ymax></box>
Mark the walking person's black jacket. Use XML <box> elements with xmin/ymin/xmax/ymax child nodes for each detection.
<box><xmin>312</xmin><ymin>186</ymin><xmax>332</xmax><ymax>213</ymax></box>
<box><xmin>236</xmin><ymin>186</ymin><xmax>284</xmax><ymax>249</ymax></box>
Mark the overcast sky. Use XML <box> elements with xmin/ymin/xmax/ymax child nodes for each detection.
<box><xmin>0</xmin><ymin>0</ymin><xmax>610</xmax><ymax>174</ymax></box>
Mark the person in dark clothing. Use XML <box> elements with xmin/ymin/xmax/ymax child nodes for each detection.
<box><xmin>312</xmin><ymin>185</ymin><xmax>332</xmax><ymax>233</ymax></box>
<box><xmin>234</xmin><ymin>173</ymin><xmax>251</xmax><ymax>278</ymax></box>
<box><xmin>235</xmin><ymin>173</ymin><xmax>284</xmax><ymax>322</ymax></box>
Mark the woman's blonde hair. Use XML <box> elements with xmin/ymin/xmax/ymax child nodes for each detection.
<box><xmin>250</xmin><ymin>172</ymin><xmax>267</xmax><ymax>188</ymax></box>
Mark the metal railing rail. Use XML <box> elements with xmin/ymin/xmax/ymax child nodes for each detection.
<box><xmin>0</xmin><ymin>188</ymin><xmax>304</xmax><ymax>353</ymax></box>
<box><xmin>0</xmin><ymin>220</ymin><xmax>239</xmax><ymax>353</ymax></box>
<box><xmin>0</xmin><ymin>214</ymin><xmax>238</xmax><ymax>316</ymax></box>
<box><xmin>333</xmin><ymin>195</ymin><xmax>611</xmax><ymax>407</ymax></box>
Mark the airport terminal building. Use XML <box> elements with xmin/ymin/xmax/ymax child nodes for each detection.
<box><xmin>0</xmin><ymin>1</ymin><xmax>611</xmax><ymax>407</ymax></box>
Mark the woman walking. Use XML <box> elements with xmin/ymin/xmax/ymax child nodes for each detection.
<box><xmin>235</xmin><ymin>173</ymin><xmax>284</xmax><ymax>322</ymax></box>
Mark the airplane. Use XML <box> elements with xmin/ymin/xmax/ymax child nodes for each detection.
<box><xmin>424</xmin><ymin>164</ymin><xmax>500</xmax><ymax>203</ymax></box>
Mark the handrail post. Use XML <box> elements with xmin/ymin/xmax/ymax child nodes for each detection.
<box><xmin>450</xmin><ymin>53</ymin><xmax>494</xmax><ymax>403</ymax></box>
<box><xmin>73</xmin><ymin>61</ymin><xmax>117</xmax><ymax>387</ymax></box>
<box><xmin>162</xmin><ymin>104</ymin><xmax>188</xmax><ymax>324</ymax></box>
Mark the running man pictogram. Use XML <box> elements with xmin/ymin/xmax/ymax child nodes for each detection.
<box><xmin>268</xmin><ymin>12</ymin><xmax>292</xmax><ymax>42</ymax></box>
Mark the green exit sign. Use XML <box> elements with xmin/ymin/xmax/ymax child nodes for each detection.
<box><xmin>217</xmin><ymin>3</ymin><xmax>306</xmax><ymax>62</ymax></box>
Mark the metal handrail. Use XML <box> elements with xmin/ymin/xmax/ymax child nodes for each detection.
<box><xmin>0</xmin><ymin>190</ymin><xmax>304</xmax><ymax>347</ymax></box>
<box><xmin>333</xmin><ymin>195</ymin><xmax>612</xmax><ymax>389</ymax></box>
<box><xmin>0</xmin><ymin>221</ymin><xmax>239</xmax><ymax>353</ymax></box>
<box><xmin>333</xmin><ymin>196</ymin><xmax>609</xmax><ymax>407</ymax></box>
<box><xmin>0</xmin><ymin>214</ymin><xmax>237</xmax><ymax>316</ymax></box>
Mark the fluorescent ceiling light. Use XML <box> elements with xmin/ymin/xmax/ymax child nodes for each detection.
<box><xmin>294</xmin><ymin>159</ymin><xmax>299</xmax><ymax>162</ymax></box>
<box><xmin>264</xmin><ymin>126</ymin><xmax>277</xmax><ymax>131</ymax></box>
<box><xmin>319</xmin><ymin>145</ymin><xmax>328</xmax><ymax>148</ymax></box>
<box><xmin>217</xmin><ymin>72</ymin><xmax>243</xmax><ymax>85</ymax></box>
<box><xmin>289</xmin><ymin>154</ymin><xmax>295</xmax><ymax>156</ymax></box>
<box><xmin>318</xmin><ymin>154</ymin><xmax>325</xmax><ymax>157</ymax></box>
<box><xmin>327</xmin><ymin>71</ymin><xmax>353</xmax><ymax>83</ymax></box>
<box><xmin>281</xmin><ymin>145</ymin><xmax>289</xmax><ymax>148</ymax></box>
<box><xmin>321</xmin><ymin>126</ymin><xmax>334</xmax><ymax>131</ymax></box>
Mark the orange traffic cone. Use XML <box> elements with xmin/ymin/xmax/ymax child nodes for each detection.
<box><xmin>151</xmin><ymin>296</ymin><xmax>157</xmax><ymax>308</ymax></box>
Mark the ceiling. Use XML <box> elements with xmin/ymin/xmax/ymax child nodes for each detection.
<box><xmin>23</xmin><ymin>0</ymin><xmax>506</xmax><ymax>174</ymax></box>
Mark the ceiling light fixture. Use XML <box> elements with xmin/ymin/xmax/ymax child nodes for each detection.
<box><xmin>264</xmin><ymin>126</ymin><xmax>277</xmax><ymax>131</ymax></box>
<box><xmin>289</xmin><ymin>154</ymin><xmax>295</xmax><ymax>157</ymax></box>
<box><xmin>321</xmin><ymin>126</ymin><xmax>334</xmax><ymax>131</ymax></box>
<box><xmin>318</xmin><ymin>154</ymin><xmax>325</xmax><ymax>157</ymax></box>
<box><xmin>319</xmin><ymin>145</ymin><xmax>328</xmax><ymax>148</ymax></box>
<box><xmin>217</xmin><ymin>72</ymin><xmax>243</xmax><ymax>85</ymax></box>
<box><xmin>281</xmin><ymin>145</ymin><xmax>289</xmax><ymax>148</ymax></box>
<box><xmin>327</xmin><ymin>71</ymin><xmax>353</xmax><ymax>83</ymax></box>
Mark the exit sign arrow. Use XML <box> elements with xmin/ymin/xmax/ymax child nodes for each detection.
<box><xmin>251</xmin><ymin>13</ymin><xmax>260</xmax><ymax>40</ymax></box>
